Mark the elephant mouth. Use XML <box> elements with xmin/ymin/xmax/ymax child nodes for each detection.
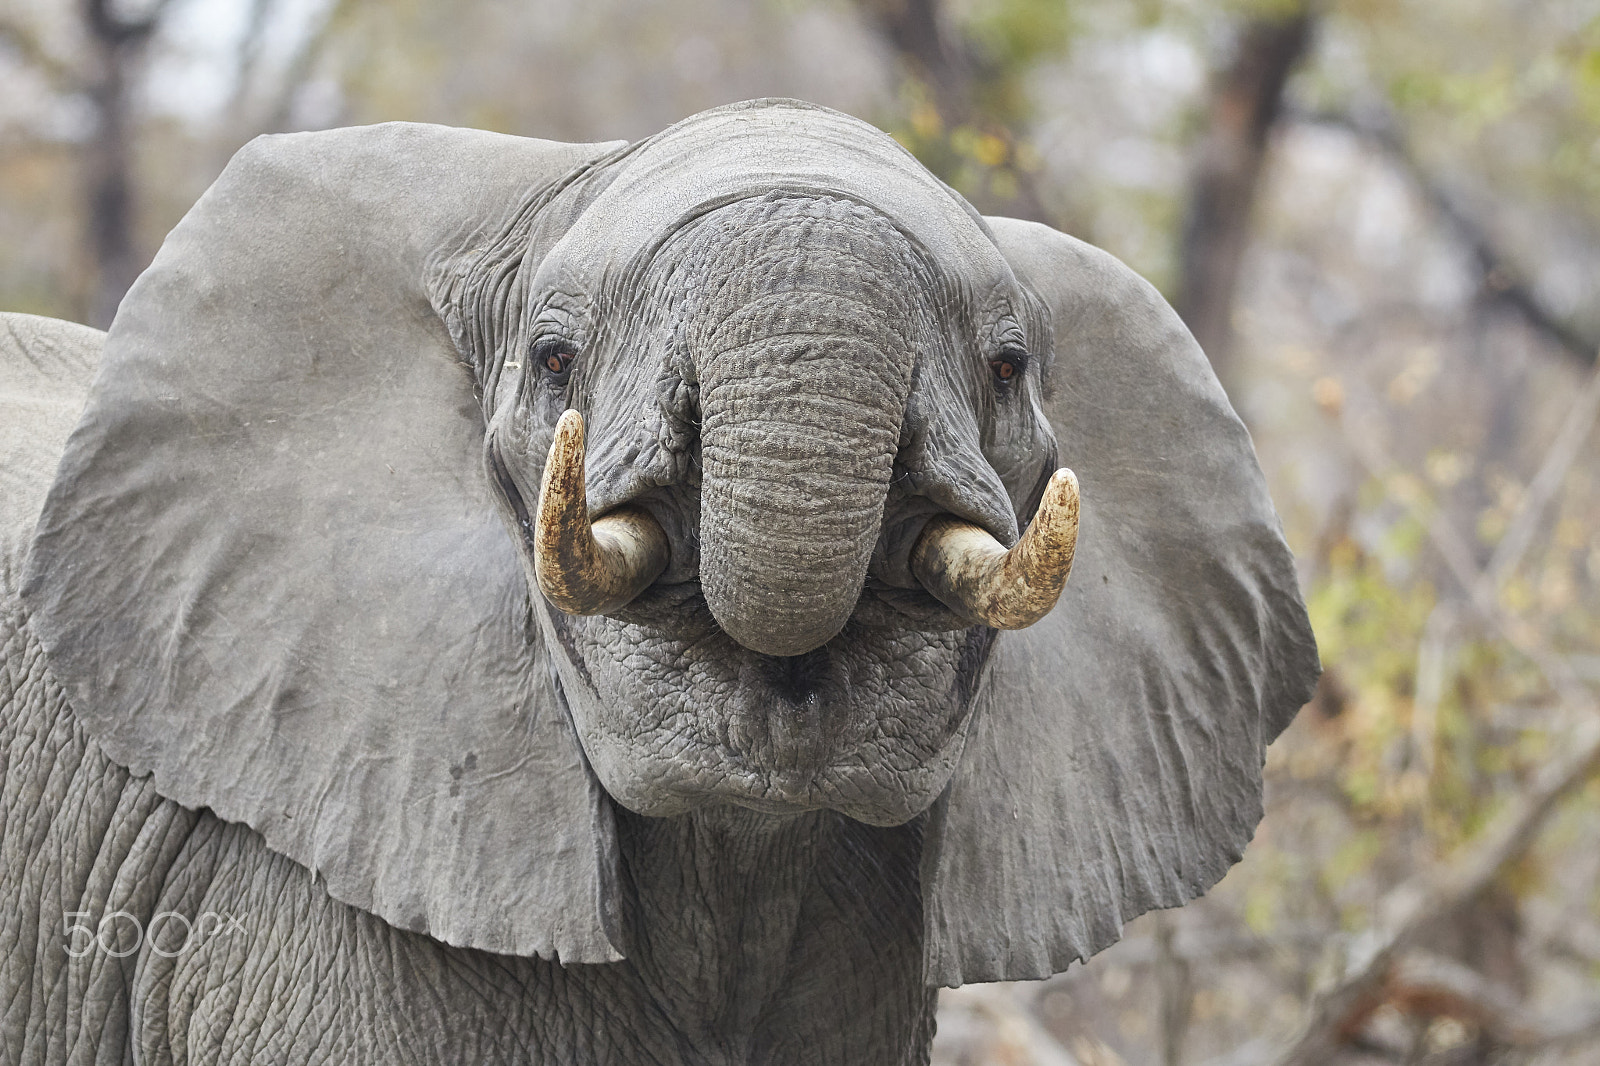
<box><xmin>488</xmin><ymin>414</ymin><xmax>1074</xmax><ymax>824</ymax></box>
<box><xmin>542</xmin><ymin>598</ymin><xmax>996</xmax><ymax>825</ymax></box>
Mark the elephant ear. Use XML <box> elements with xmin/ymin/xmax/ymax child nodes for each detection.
<box><xmin>22</xmin><ymin>123</ymin><xmax>630</xmax><ymax>962</ymax></box>
<box><xmin>920</xmin><ymin>217</ymin><xmax>1320</xmax><ymax>986</ymax></box>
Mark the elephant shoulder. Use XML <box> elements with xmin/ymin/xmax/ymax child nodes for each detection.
<box><xmin>0</xmin><ymin>313</ymin><xmax>103</xmax><ymax>600</ymax></box>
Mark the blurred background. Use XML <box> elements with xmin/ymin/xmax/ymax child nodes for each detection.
<box><xmin>2</xmin><ymin>0</ymin><xmax>1598</xmax><ymax>1062</ymax></box>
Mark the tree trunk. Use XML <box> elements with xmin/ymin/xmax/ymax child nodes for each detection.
<box><xmin>84</xmin><ymin>41</ymin><xmax>138</xmax><ymax>327</ymax></box>
<box><xmin>855</xmin><ymin>0</ymin><xmax>972</xmax><ymax>126</ymax></box>
<box><xmin>1175</xmin><ymin>8</ymin><xmax>1315</xmax><ymax>393</ymax></box>
<box><xmin>81</xmin><ymin>0</ymin><xmax>168</xmax><ymax>328</ymax></box>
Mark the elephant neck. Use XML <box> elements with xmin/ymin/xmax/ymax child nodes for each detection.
<box><xmin>613</xmin><ymin>805</ymin><xmax>933</xmax><ymax>1061</ymax></box>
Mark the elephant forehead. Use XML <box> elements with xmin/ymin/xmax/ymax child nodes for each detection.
<box><xmin>671</xmin><ymin>196</ymin><xmax>935</xmax><ymax>334</ymax></box>
<box><xmin>539</xmin><ymin>101</ymin><xmax>1010</xmax><ymax>294</ymax></box>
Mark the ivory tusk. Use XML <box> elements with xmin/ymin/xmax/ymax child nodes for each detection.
<box><xmin>534</xmin><ymin>410</ymin><xmax>670</xmax><ymax>615</ymax></box>
<box><xmin>909</xmin><ymin>468</ymin><xmax>1080</xmax><ymax>630</ymax></box>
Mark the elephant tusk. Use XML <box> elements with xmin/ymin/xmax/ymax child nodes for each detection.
<box><xmin>909</xmin><ymin>468</ymin><xmax>1080</xmax><ymax>630</ymax></box>
<box><xmin>534</xmin><ymin>410</ymin><xmax>670</xmax><ymax>615</ymax></box>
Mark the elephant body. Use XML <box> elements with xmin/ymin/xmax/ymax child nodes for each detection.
<box><xmin>2</xmin><ymin>101</ymin><xmax>1319</xmax><ymax>1064</ymax></box>
<box><xmin>0</xmin><ymin>729</ymin><xmax>927</xmax><ymax>1066</ymax></box>
<box><xmin>0</xmin><ymin>322</ymin><xmax>928</xmax><ymax>1064</ymax></box>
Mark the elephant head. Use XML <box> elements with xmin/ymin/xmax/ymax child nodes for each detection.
<box><xmin>23</xmin><ymin>100</ymin><xmax>1318</xmax><ymax>983</ymax></box>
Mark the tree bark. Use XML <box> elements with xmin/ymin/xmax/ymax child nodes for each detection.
<box><xmin>1155</xmin><ymin>913</ymin><xmax>1194</xmax><ymax>1066</ymax></box>
<box><xmin>854</xmin><ymin>0</ymin><xmax>973</xmax><ymax>127</ymax></box>
<box><xmin>81</xmin><ymin>0</ymin><xmax>169</xmax><ymax>328</ymax></box>
<box><xmin>1175</xmin><ymin>9</ymin><xmax>1315</xmax><ymax>392</ymax></box>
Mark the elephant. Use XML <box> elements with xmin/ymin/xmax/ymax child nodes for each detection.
<box><xmin>0</xmin><ymin>99</ymin><xmax>1319</xmax><ymax>1065</ymax></box>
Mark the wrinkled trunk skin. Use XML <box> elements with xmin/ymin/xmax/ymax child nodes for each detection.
<box><xmin>698</xmin><ymin>328</ymin><xmax>908</xmax><ymax>657</ymax></box>
<box><xmin>689</xmin><ymin>197</ymin><xmax>922</xmax><ymax>657</ymax></box>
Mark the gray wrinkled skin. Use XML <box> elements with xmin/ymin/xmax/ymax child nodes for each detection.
<box><xmin>493</xmin><ymin>191</ymin><xmax>1038</xmax><ymax>825</ymax></box>
<box><xmin>4</xmin><ymin>100</ymin><xmax>1320</xmax><ymax>1064</ymax></box>
<box><xmin>0</xmin><ymin>608</ymin><xmax>928</xmax><ymax>1064</ymax></box>
<box><xmin>2</xmin><ymin>312</ymin><xmax>930</xmax><ymax>1061</ymax></box>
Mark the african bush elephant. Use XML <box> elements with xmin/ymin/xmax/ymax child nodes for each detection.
<box><xmin>1</xmin><ymin>99</ymin><xmax>1318</xmax><ymax>1064</ymax></box>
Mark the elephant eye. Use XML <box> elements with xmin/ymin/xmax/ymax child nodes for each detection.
<box><xmin>534</xmin><ymin>345</ymin><xmax>577</xmax><ymax>382</ymax></box>
<box><xmin>989</xmin><ymin>351</ymin><xmax>1026</xmax><ymax>383</ymax></box>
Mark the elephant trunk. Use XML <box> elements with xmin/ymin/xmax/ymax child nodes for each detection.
<box><xmin>697</xmin><ymin>321</ymin><xmax>911</xmax><ymax>657</ymax></box>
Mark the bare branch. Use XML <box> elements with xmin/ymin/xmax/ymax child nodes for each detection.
<box><xmin>1403</xmin><ymin>369</ymin><xmax>1599</xmax><ymax>773</ymax></box>
<box><xmin>225</xmin><ymin>0</ymin><xmax>279</xmax><ymax>123</ymax></box>
<box><xmin>1485</xmin><ymin>362</ymin><xmax>1600</xmax><ymax>586</ymax></box>
<box><xmin>1336</xmin><ymin>369</ymin><xmax>1599</xmax><ymax>704</ymax></box>
<box><xmin>1266</xmin><ymin>715</ymin><xmax>1600</xmax><ymax>1065</ymax></box>
<box><xmin>0</xmin><ymin>17</ymin><xmax>79</xmax><ymax>89</ymax></box>
<box><xmin>1408</xmin><ymin>602</ymin><xmax>1458</xmax><ymax>779</ymax></box>
<box><xmin>1388</xmin><ymin>952</ymin><xmax>1600</xmax><ymax>1049</ymax></box>
<box><xmin>1044</xmin><ymin>928</ymin><xmax>1329</xmax><ymax>972</ymax></box>
<box><xmin>853</xmin><ymin>0</ymin><xmax>973</xmax><ymax>125</ymax></box>
<box><xmin>1296</xmin><ymin>106</ymin><xmax>1599</xmax><ymax>368</ymax></box>
<box><xmin>1542</xmin><ymin>917</ymin><xmax>1600</xmax><ymax>968</ymax></box>
<box><xmin>1258</xmin><ymin>370</ymin><xmax>1600</xmax><ymax>1065</ymax></box>
<box><xmin>78</xmin><ymin>0</ymin><xmax>181</xmax><ymax>325</ymax></box>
